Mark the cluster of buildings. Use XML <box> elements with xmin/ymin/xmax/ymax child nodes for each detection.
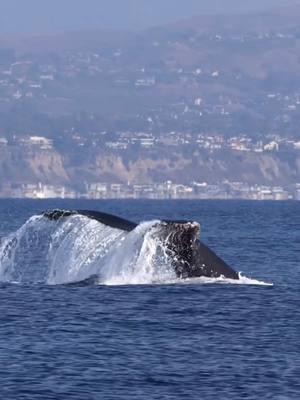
<box><xmin>1</xmin><ymin>181</ymin><xmax>299</xmax><ymax>201</ymax></box>
<box><xmin>3</xmin><ymin>132</ymin><xmax>298</xmax><ymax>155</ymax></box>
<box><xmin>2</xmin><ymin>28</ymin><xmax>300</xmax><ymax>130</ymax></box>
<box><xmin>101</xmin><ymin>132</ymin><xmax>300</xmax><ymax>153</ymax></box>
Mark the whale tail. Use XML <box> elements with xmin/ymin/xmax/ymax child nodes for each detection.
<box><xmin>43</xmin><ymin>209</ymin><xmax>239</xmax><ymax>281</ymax></box>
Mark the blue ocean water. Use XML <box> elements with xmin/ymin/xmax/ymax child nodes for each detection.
<box><xmin>0</xmin><ymin>199</ymin><xmax>299</xmax><ymax>399</ymax></box>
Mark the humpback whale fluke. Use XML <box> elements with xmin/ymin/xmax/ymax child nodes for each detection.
<box><xmin>44</xmin><ymin>209</ymin><xmax>239</xmax><ymax>281</ymax></box>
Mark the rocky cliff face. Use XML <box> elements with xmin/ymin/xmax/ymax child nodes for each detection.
<box><xmin>0</xmin><ymin>146</ymin><xmax>299</xmax><ymax>189</ymax></box>
<box><xmin>0</xmin><ymin>147</ymin><xmax>69</xmax><ymax>185</ymax></box>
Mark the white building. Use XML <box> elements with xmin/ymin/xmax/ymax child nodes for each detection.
<box><xmin>29</xmin><ymin>136</ymin><xmax>54</xmax><ymax>150</ymax></box>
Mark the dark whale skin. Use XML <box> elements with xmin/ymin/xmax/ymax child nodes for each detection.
<box><xmin>44</xmin><ymin>209</ymin><xmax>239</xmax><ymax>281</ymax></box>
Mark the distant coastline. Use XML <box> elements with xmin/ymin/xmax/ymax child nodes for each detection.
<box><xmin>1</xmin><ymin>181</ymin><xmax>299</xmax><ymax>201</ymax></box>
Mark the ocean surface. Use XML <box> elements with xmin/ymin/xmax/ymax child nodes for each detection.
<box><xmin>0</xmin><ymin>199</ymin><xmax>299</xmax><ymax>399</ymax></box>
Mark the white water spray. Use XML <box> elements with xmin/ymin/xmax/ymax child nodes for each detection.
<box><xmin>0</xmin><ymin>215</ymin><xmax>175</xmax><ymax>285</ymax></box>
<box><xmin>0</xmin><ymin>214</ymin><xmax>272</xmax><ymax>286</ymax></box>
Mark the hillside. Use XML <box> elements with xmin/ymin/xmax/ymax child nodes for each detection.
<box><xmin>1</xmin><ymin>6</ymin><xmax>300</xmax><ymax>137</ymax></box>
<box><xmin>0</xmin><ymin>5</ymin><xmax>300</xmax><ymax>196</ymax></box>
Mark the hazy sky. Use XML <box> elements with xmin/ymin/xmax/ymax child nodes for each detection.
<box><xmin>0</xmin><ymin>0</ymin><xmax>297</xmax><ymax>35</ymax></box>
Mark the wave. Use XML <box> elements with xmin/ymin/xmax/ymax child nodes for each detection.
<box><xmin>0</xmin><ymin>214</ymin><xmax>272</xmax><ymax>286</ymax></box>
